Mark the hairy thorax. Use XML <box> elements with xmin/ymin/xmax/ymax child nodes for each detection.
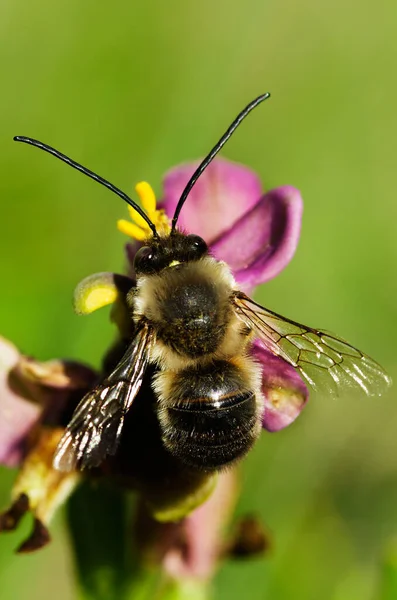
<box><xmin>132</xmin><ymin>257</ymin><xmax>250</xmax><ymax>368</ymax></box>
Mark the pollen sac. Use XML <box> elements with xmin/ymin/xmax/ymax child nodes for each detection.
<box><xmin>74</xmin><ymin>272</ymin><xmax>134</xmax><ymax>315</ymax></box>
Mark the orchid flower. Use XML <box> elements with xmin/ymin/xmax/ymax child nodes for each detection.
<box><xmin>0</xmin><ymin>157</ymin><xmax>306</xmax><ymax>596</ymax></box>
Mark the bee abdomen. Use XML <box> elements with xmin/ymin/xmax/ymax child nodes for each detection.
<box><xmin>157</xmin><ymin>360</ymin><xmax>261</xmax><ymax>472</ymax></box>
<box><xmin>166</xmin><ymin>392</ymin><xmax>257</xmax><ymax>470</ymax></box>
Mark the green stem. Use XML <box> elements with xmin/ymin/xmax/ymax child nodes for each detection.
<box><xmin>67</xmin><ymin>480</ymin><xmax>134</xmax><ymax>600</ymax></box>
<box><xmin>67</xmin><ymin>481</ymin><xmax>211</xmax><ymax>600</ymax></box>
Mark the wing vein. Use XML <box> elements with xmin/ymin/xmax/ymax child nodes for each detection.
<box><xmin>233</xmin><ymin>291</ymin><xmax>391</xmax><ymax>398</ymax></box>
<box><xmin>53</xmin><ymin>321</ymin><xmax>154</xmax><ymax>471</ymax></box>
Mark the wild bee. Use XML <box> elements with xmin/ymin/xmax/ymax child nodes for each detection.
<box><xmin>14</xmin><ymin>94</ymin><xmax>391</xmax><ymax>476</ymax></box>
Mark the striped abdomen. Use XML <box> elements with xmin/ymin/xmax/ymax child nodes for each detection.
<box><xmin>156</xmin><ymin>359</ymin><xmax>262</xmax><ymax>471</ymax></box>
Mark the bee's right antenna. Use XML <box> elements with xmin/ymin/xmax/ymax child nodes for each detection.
<box><xmin>171</xmin><ymin>93</ymin><xmax>271</xmax><ymax>231</ymax></box>
<box><xmin>13</xmin><ymin>136</ymin><xmax>159</xmax><ymax>238</ymax></box>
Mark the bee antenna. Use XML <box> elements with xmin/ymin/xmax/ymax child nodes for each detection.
<box><xmin>13</xmin><ymin>136</ymin><xmax>159</xmax><ymax>238</ymax></box>
<box><xmin>171</xmin><ymin>93</ymin><xmax>271</xmax><ymax>231</ymax></box>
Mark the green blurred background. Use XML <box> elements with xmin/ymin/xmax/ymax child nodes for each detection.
<box><xmin>0</xmin><ymin>0</ymin><xmax>396</xmax><ymax>598</ymax></box>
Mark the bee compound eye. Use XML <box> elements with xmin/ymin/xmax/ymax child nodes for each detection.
<box><xmin>185</xmin><ymin>234</ymin><xmax>208</xmax><ymax>258</ymax></box>
<box><xmin>134</xmin><ymin>245</ymin><xmax>158</xmax><ymax>274</ymax></box>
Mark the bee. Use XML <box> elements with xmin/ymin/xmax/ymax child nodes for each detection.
<box><xmin>14</xmin><ymin>94</ymin><xmax>392</xmax><ymax>475</ymax></box>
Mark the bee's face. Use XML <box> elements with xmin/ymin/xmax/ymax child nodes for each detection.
<box><xmin>133</xmin><ymin>231</ymin><xmax>208</xmax><ymax>276</ymax></box>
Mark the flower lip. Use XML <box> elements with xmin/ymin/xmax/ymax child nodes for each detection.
<box><xmin>251</xmin><ymin>340</ymin><xmax>309</xmax><ymax>432</ymax></box>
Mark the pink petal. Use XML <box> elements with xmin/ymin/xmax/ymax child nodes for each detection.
<box><xmin>163</xmin><ymin>470</ymin><xmax>238</xmax><ymax>580</ymax></box>
<box><xmin>0</xmin><ymin>338</ymin><xmax>40</xmax><ymax>467</ymax></box>
<box><xmin>252</xmin><ymin>341</ymin><xmax>309</xmax><ymax>432</ymax></box>
<box><xmin>211</xmin><ymin>186</ymin><xmax>303</xmax><ymax>292</ymax></box>
<box><xmin>135</xmin><ymin>471</ymin><xmax>238</xmax><ymax>582</ymax></box>
<box><xmin>160</xmin><ymin>159</ymin><xmax>263</xmax><ymax>243</ymax></box>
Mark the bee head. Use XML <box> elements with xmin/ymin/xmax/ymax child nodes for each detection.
<box><xmin>134</xmin><ymin>232</ymin><xmax>208</xmax><ymax>275</ymax></box>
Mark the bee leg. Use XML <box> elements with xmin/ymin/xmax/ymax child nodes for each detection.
<box><xmin>0</xmin><ymin>426</ymin><xmax>80</xmax><ymax>553</ymax></box>
<box><xmin>0</xmin><ymin>493</ymin><xmax>29</xmax><ymax>531</ymax></box>
<box><xmin>17</xmin><ymin>517</ymin><xmax>51</xmax><ymax>553</ymax></box>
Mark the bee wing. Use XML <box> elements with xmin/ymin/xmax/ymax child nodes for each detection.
<box><xmin>53</xmin><ymin>322</ymin><xmax>154</xmax><ymax>472</ymax></box>
<box><xmin>233</xmin><ymin>291</ymin><xmax>391</xmax><ymax>397</ymax></box>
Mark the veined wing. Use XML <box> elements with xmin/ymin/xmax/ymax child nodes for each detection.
<box><xmin>233</xmin><ymin>291</ymin><xmax>391</xmax><ymax>397</ymax></box>
<box><xmin>53</xmin><ymin>322</ymin><xmax>154</xmax><ymax>472</ymax></box>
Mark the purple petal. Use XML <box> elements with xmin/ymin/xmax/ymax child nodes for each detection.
<box><xmin>252</xmin><ymin>340</ymin><xmax>309</xmax><ymax>432</ymax></box>
<box><xmin>167</xmin><ymin>470</ymin><xmax>237</xmax><ymax>580</ymax></box>
<box><xmin>0</xmin><ymin>338</ymin><xmax>40</xmax><ymax>467</ymax></box>
<box><xmin>211</xmin><ymin>186</ymin><xmax>303</xmax><ymax>292</ymax></box>
<box><xmin>140</xmin><ymin>470</ymin><xmax>238</xmax><ymax>581</ymax></box>
<box><xmin>160</xmin><ymin>159</ymin><xmax>263</xmax><ymax>242</ymax></box>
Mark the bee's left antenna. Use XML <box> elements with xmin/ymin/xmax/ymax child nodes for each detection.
<box><xmin>13</xmin><ymin>136</ymin><xmax>158</xmax><ymax>238</ymax></box>
<box><xmin>171</xmin><ymin>93</ymin><xmax>271</xmax><ymax>231</ymax></box>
